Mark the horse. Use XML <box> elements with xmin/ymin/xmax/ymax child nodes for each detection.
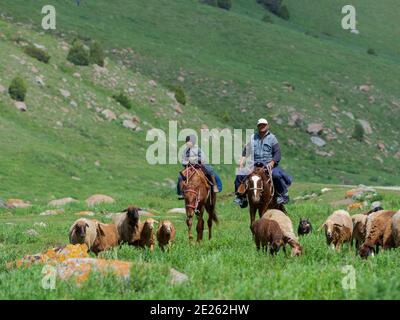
<box><xmin>238</xmin><ymin>165</ymin><xmax>286</xmax><ymax>230</ymax></box>
<box><xmin>179</xmin><ymin>164</ymin><xmax>218</xmax><ymax>242</ymax></box>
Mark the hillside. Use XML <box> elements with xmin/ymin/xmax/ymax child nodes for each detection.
<box><xmin>0</xmin><ymin>0</ymin><xmax>399</xmax><ymax>204</ymax></box>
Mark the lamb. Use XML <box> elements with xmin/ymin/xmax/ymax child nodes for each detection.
<box><xmin>320</xmin><ymin>210</ymin><xmax>352</xmax><ymax>251</ymax></box>
<box><xmin>262</xmin><ymin>209</ymin><xmax>303</xmax><ymax>256</ymax></box>
<box><xmin>113</xmin><ymin>206</ymin><xmax>141</xmax><ymax>245</ymax></box>
<box><xmin>358</xmin><ymin>210</ymin><xmax>397</xmax><ymax>259</ymax></box>
<box><xmin>91</xmin><ymin>222</ymin><xmax>119</xmax><ymax>255</ymax></box>
<box><xmin>139</xmin><ymin>218</ymin><xmax>158</xmax><ymax>251</ymax></box>
<box><xmin>251</xmin><ymin>218</ymin><xmax>285</xmax><ymax>255</ymax></box>
<box><xmin>351</xmin><ymin>214</ymin><xmax>368</xmax><ymax>250</ymax></box>
<box><xmin>157</xmin><ymin>220</ymin><xmax>176</xmax><ymax>251</ymax></box>
<box><xmin>68</xmin><ymin>218</ymin><xmax>99</xmax><ymax>252</ymax></box>
<box><xmin>297</xmin><ymin>218</ymin><xmax>313</xmax><ymax>236</ymax></box>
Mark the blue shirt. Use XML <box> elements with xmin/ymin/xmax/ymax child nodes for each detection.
<box><xmin>242</xmin><ymin>132</ymin><xmax>281</xmax><ymax>166</ymax></box>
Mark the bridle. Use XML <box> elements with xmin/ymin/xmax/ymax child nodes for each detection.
<box><xmin>184</xmin><ymin>188</ymin><xmax>201</xmax><ymax>212</ymax></box>
<box><xmin>247</xmin><ymin>165</ymin><xmax>275</xmax><ymax>206</ymax></box>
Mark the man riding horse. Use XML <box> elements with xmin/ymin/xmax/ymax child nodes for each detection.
<box><xmin>234</xmin><ymin>118</ymin><xmax>292</xmax><ymax>207</ymax></box>
<box><xmin>177</xmin><ymin>135</ymin><xmax>221</xmax><ymax>199</ymax></box>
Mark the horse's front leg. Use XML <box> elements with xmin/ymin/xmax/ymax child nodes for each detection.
<box><xmin>196</xmin><ymin>209</ymin><xmax>204</xmax><ymax>242</ymax></box>
<box><xmin>249</xmin><ymin>204</ymin><xmax>257</xmax><ymax>231</ymax></box>
<box><xmin>186</xmin><ymin>213</ymin><xmax>194</xmax><ymax>242</ymax></box>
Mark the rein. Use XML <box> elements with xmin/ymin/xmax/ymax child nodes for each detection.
<box><xmin>248</xmin><ymin>165</ymin><xmax>275</xmax><ymax>207</ymax></box>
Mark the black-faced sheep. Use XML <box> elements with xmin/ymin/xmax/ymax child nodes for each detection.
<box><xmin>69</xmin><ymin>218</ymin><xmax>99</xmax><ymax>252</ymax></box>
<box><xmin>298</xmin><ymin>218</ymin><xmax>313</xmax><ymax>236</ymax></box>
<box><xmin>320</xmin><ymin>210</ymin><xmax>352</xmax><ymax>252</ymax></box>
<box><xmin>113</xmin><ymin>206</ymin><xmax>141</xmax><ymax>245</ymax></box>
<box><xmin>251</xmin><ymin>218</ymin><xmax>285</xmax><ymax>255</ymax></box>
<box><xmin>262</xmin><ymin>209</ymin><xmax>303</xmax><ymax>256</ymax></box>
<box><xmin>91</xmin><ymin>222</ymin><xmax>119</xmax><ymax>255</ymax></box>
<box><xmin>157</xmin><ymin>220</ymin><xmax>176</xmax><ymax>251</ymax></box>
<box><xmin>358</xmin><ymin>210</ymin><xmax>396</xmax><ymax>259</ymax></box>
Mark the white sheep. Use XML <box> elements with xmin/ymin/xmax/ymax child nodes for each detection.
<box><xmin>320</xmin><ymin>210</ymin><xmax>352</xmax><ymax>251</ymax></box>
<box><xmin>68</xmin><ymin>218</ymin><xmax>99</xmax><ymax>252</ymax></box>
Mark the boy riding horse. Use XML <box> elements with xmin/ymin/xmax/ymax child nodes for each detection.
<box><xmin>234</xmin><ymin>118</ymin><xmax>292</xmax><ymax>207</ymax></box>
<box><xmin>177</xmin><ymin>135</ymin><xmax>220</xmax><ymax>199</ymax></box>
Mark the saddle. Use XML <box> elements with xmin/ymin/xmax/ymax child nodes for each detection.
<box><xmin>180</xmin><ymin>164</ymin><xmax>213</xmax><ymax>187</ymax></box>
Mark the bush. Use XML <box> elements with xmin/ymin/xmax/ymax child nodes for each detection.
<box><xmin>24</xmin><ymin>46</ymin><xmax>50</xmax><ymax>63</ymax></box>
<box><xmin>67</xmin><ymin>39</ymin><xmax>90</xmax><ymax>66</ymax></box>
<box><xmin>277</xmin><ymin>5</ymin><xmax>290</xmax><ymax>20</ymax></box>
<box><xmin>367</xmin><ymin>48</ymin><xmax>377</xmax><ymax>56</ymax></box>
<box><xmin>262</xmin><ymin>14</ymin><xmax>273</xmax><ymax>23</ymax></box>
<box><xmin>9</xmin><ymin>77</ymin><xmax>27</xmax><ymax>102</ymax></box>
<box><xmin>217</xmin><ymin>0</ymin><xmax>232</xmax><ymax>10</ymax></box>
<box><xmin>90</xmin><ymin>41</ymin><xmax>105</xmax><ymax>67</ymax></box>
<box><xmin>171</xmin><ymin>86</ymin><xmax>186</xmax><ymax>105</ymax></box>
<box><xmin>352</xmin><ymin>122</ymin><xmax>365</xmax><ymax>142</ymax></box>
<box><xmin>112</xmin><ymin>92</ymin><xmax>132</xmax><ymax>110</ymax></box>
<box><xmin>257</xmin><ymin>0</ymin><xmax>282</xmax><ymax>14</ymax></box>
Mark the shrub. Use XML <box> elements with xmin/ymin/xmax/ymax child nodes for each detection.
<box><xmin>257</xmin><ymin>0</ymin><xmax>282</xmax><ymax>14</ymax></box>
<box><xmin>112</xmin><ymin>92</ymin><xmax>132</xmax><ymax>110</ymax></box>
<box><xmin>262</xmin><ymin>14</ymin><xmax>274</xmax><ymax>23</ymax></box>
<box><xmin>67</xmin><ymin>39</ymin><xmax>90</xmax><ymax>66</ymax></box>
<box><xmin>367</xmin><ymin>48</ymin><xmax>377</xmax><ymax>56</ymax></box>
<box><xmin>9</xmin><ymin>76</ymin><xmax>27</xmax><ymax>102</ymax></box>
<box><xmin>174</xmin><ymin>86</ymin><xmax>186</xmax><ymax>105</ymax></box>
<box><xmin>24</xmin><ymin>46</ymin><xmax>50</xmax><ymax>63</ymax></box>
<box><xmin>352</xmin><ymin>122</ymin><xmax>365</xmax><ymax>142</ymax></box>
<box><xmin>90</xmin><ymin>41</ymin><xmax>105</xmax><ymax>67</ymax></box>
<box><xmin>217</xmin><ymin>0</ymin><xmax>232</xmax><ymax>10</ymax></box>
<box><xmin>277</xmin><ymin>5</ymin><xmax>290</xmax><ymax>20</ymax></box>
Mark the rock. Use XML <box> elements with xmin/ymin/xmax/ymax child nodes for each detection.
<box><xmin>59</xmin><ymin>89</ymin><xmax>71</xmax><ymax>98</ymax></box>
<box><xmin>86</xmin><ymin>194</ymin><xmax>115</xmax><ymax>207</ymax></box>
<box><xmin>371</xmin><ymin>201</ymin><xmax>382</xmax><ymax>210</ymax></box>
<box><xmin>359</xmin><ymin>84</ymin><xmax>371</xmax><ymax>92</ymax></box>
<box><xmin>48</xmin><ymin>197</ymin><xmax>78</xmax><ymax>207</ymax></box>
<box><xmin>288</xmin><ymin>139</ymin><xmax>296</xmax><ymax>146</ymax></box>
<box><xmin>315</xmin><ymin>150</ymin><xmax>334</xmax><ymax>157</ymax></box>
<box><xmin>374</xmin><ymin>155</ymin><xmax>384</xmax><ymax>164</ymax></box>
<box><xmin>343</xmin><ymin>111</ymin><xmax>354</xmax><ymax>120</ymax></box>
<box><xmin>34</xmin><ymin>222</ymin><xmax>47</xmax><ymax>228</ymax></box>
<box><xmin>33</xmin><ymin>43</ymin><xmax>46</xmax><ymax>50</ymax></box>
<box><xmin>40</xmin><ymin>209</ymin><xmax>64</xmax><ymax>216</ymax></box>
<box><xmin>70</xmin><ymin>101</ymin><xmax>78</xmax><ymax>108</ymax></box>
<box><xmin>101</xmin><ymin>109</ymin><xmax>117</xmax><ymax>121</ymax></box>
<box><xmin>288</xmin><ymin>113</ymin><xmax>303</xmax><ymax>127</ymax></box>
<box><xmin>351</xmin><ymin>29</ymin><xmax>360</xmax><ymax>35</ymax></box>
<box><xmin>72</xmin><ymin>176</ymin><xmax>81</xmax><ymax>181</ymax></box>
<box><xmin>357</xmin><ymin>120</ymin><xmax>372</xmax><ymax>134</ymax></box>
<box><xmin>377</xmin><ymin>142</ymin><xmax>385</xmax><ymax>152</ymax></box>
<box><xmin>167</xmin><ymin>208</ymin><xmax>186</xmax><ymax>214</ymax></box>
<box><xmin>94</xmin><ymin>160</ymin><xmax>100</xmax><ymax>167</ymax></box>
<box><xmin>331</xmin><ymin>105</ymin><xmax>339</xmax><ymax>112</ymax></box>
<box><xmin>395</xmin><ymin>152</ymin><xmax>400</xmax><ymax>160</ymax></box>
<box><xmin>148</xmin><ymin>80</ymin><xmax>157</xmax><ymax>87</ymax></box>
<box><xmin>170</xmin><ymin>268</ymin><xmax>189</xmax><ymax>285</ymax></box>
<box><xmin>307</xmin><ymin>123</ymin><xmax>323</xmax><ymax>135</ymax></box>
<box><xmin>172</xmin><ymin>103</ymin><xmax>183</xmax><ymax>114</ymax></box>
<box><xmin>26</xmin><ymin>229</ymin><xmax>39</xmax><ymax>237</ymax></box>
<box><xmin>336</xmin><ymin>127</ymin><xmax>344</xmax><ymax>134</ymax></box>
<box><xmin>311</xmin><ymin>136</ymin><xmax>326</xmax><ymax>147</ymax></box>
<box><xmin>14</xmin><ymin>101</ymin><xmax>27</xmax><ymax>112</ymax></box>
<box><xmin>122</xmin><ymin>119</ymin><xmax>137</xmax><ymax>130</ymax></box>
<box><xmin>321</xmin><ymin>188</ymin><xmax>332</xmax><ymax>193</ymax></box>
<box><xmin>0</xmin><ymin>198</ymin><xmax>7</xmax><ymax>208</ymax></box>
<box><xmin>31</xmin><ymin>66</ymin><xmax>39</xmax><ymax>74</ymax></box>
<box><xmin>149</xmin><ymin>97</ymin><xmax>156</xmax><ymax>103</ymax></box>
<box><xmin>0</xmin><ymin>85</ymin><xmax>6</xmax><ymax>94</ymax></box>
<box><xmin>73</xmin><ymin>73</ymin><xmax>81</xmax><ymax>79</ymax></box>
<box><xmin>75</xmin><ymin>211</ymin><xmax>95</xmax><ymax>217</ymax></box>
<box><xmin>6</xmin><ymin>199</ymin><xmax>31</xmax><ymax>209</ymax></box>
<box><xmin>35</xmin><ymin>76</ymin><xmax>45</xmax><ymax>86</ymax></box>
<box><xmin>177</xmin><ymin>76</ymin><xmax>185</xmax><ymax>82</ymax></box>
<box><xmin>346</xmin><ymin>185</ymin><xmax>376</xmax><ymax>199</ymax></box>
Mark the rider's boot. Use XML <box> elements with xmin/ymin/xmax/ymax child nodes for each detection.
<box><xmin>211</xmin><ymin>175</ymin><xmax>219</xmax><ymax>193</ymax></box>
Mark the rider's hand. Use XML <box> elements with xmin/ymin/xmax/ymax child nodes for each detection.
<box><xmin>268</xmin><ymin>161</ymin><xmax>275</xmax><ymax>170</ymax></box>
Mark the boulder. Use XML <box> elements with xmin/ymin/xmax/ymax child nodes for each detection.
<box><xmin>357</xmin><ymin>119</ymin><xmax>372</xmax><ymax>135</ymax></box>
<box><xmin>26</xmin><ymin>229</ymin><xmax>39</xmax><ymax>237</ymax></box>
<box><xmin>6</xmin><ymin>199</ymin><xmax>31</xmax><ymax>209</ymax></box>
<box><xmin>14</xmin><ymin>101</ymin><xmax>27</xmax><ymax>112</ymax></box>
<box><xmin>170</xmin><ymin>268</ymin><xmax>189</xmax><ymax>285</ymax></box>
<box><xmin>359</xmin><ymin>84</ymin><xmax>371</xmax><ymax>92</ymax></box>
<box><xmin>307</xmin><ymin>123</ymin><xmax>323</xmax><ymax>135</ymax></box>
<box><xmin>86</xmin><ymin>194</ymin><xmax>115</xmax><ymax>207</ymax></box>
<box><xmin>167</xmin><ymin>208</ymin><xmax>186</xmax><ymax>214</ymax></box>
<box><xmin>34</xmin><ymin>222</ymin><xmax>47</xmax><ymax>228</ymax></box>
<box><xmin>40</xmin><ymin>209</ymin><xmax>64</xmax><ymax>216</ymax></box>
<box><xmin>35</xmin><ymin>76</ymin><xmax>45</xmax><ymax>86</ymax></box>
<box><xmin>377</xmin><ymin>142</ymin><xmax>385</xmax><ymax>152</ymax></box>
<box><xmin>311</xmin><ymin>136</ymin><xmax>326</xmax><ymax>147</ymax></box>
<box><xmin>59</xmin><ymin>89</ymin><xmax>71</xmax><ymax>98</ymax></box>
<box><xmin>101</xmin><ymin>109</ymin><xmax>117</xmax><ymax>121</ymax></box>
<box><xmin>75</xmin><ymin>211</ymin><xmax>95</xmax><ymax>217</ymax></box>
<box><xmin>122</xmin><ymin>119</ymin><xmax>137</xmax><ymax>130</ymax></box>
<box><xmin>148</xmin><ymin>80</ymin><xmax>157</xmax><ymax>87</ymax></box>
<box><xmin>48</xmin><ymin>197</ymin><xmax>78</xmax><ymax>207</ymax></box>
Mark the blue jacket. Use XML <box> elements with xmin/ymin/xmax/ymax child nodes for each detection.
<box><xmin>242</xmin><ymin>132</ymin><xmax>281</xmax><ymax>166</ymax></box>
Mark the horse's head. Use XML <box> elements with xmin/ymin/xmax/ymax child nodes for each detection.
<box><xmin>247</xmin><ymin>167</ymin><xmax>270</xmax><ymax>204</ymax></box>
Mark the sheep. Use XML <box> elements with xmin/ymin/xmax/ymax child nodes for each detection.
<box><xmin>251</xmin><ymin>218</ymin><xmax>285</xmax><ymax>255</ymax></box>
<box><xmin>139</xmin><ymin>218</ymin><xmax>158</xmax><ymax>251</ymax></box>
<box><xmin>320</xmin><ymin>210</ymin><xmax>352</xmax><ymax>252</ymax></box>
<box><xmin>91</xmin><ymin>222</ymin><xmax>119</xmax><ymax>255</ymax></box>
<box><xmin>68</xmin><ymin>218</ymin><xmax>99</xmax><ymax>252</ymax></box>
<box><xmin>113</xmin><ymin>206</ymin><xmax>141</xmax><ymax>245</ymax></box>
<box><xmin>157</xmin><ymin>220</ymin><xmax>176</xmax><ymax>251</ymax></box>
<box><xmin>358</xmin><ymin>210</ymin><xmax>397</xmax><ymax>259</ymax></box>
<box><xmin>297</xmin><ymin>218</ymin><xmax>313</xmax><ymax>236</ymax></box>
<box><xmin>351</xmin><ymin>214</ymin><xmax>368</xmax><ymax>250</ymax></box>
<box><xmin>391</xmin><ymin>211</ymin><xmax>400</xmax><ymax>247</ymax></box>
<box><xmin>262</xmin><ymin>209</ymin><xmax>303</xmax><ymax>256</ymax></box>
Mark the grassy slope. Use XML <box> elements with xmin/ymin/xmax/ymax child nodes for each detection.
<box><xmin>1</xmin><ymin>0</ymin><xmax>399</xmax><ymax>187</ymax></box>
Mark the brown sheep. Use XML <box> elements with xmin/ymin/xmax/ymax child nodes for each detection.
<box><xmin>359</xmin><ymin>210</ymin><xmax>397</xmax><ymax>259</ymax></box>
<box><xmin>320</xmin><ymin>210</ymin><xmax>352</xmax><ymax>252</ymax></box>
<box><xmin>351</xmin><ymin>214</ymin><xmax>368</xmax><ymax>250</ymax></box>
<box><xmin>157</xmin><ymin>220</ymin><xmax>176</xmax><ymax>251</ymax></box>
<box><xmin>262</xmin><ymin>209</ymin><xmax>303</xmax><ymax>256</ymax></box>
<box><xmin>391</xmin><ymin>211</ymin><xmax>400</xmax><ymax>247</ymax></box>
<box><xmin>139</xmin><ymin>218</ymin><xmax>158</xmax><ymax>251</ymax></box>
<box><xmin>113</xmin><ymin>206</ymin><xmax>141</xmax><ymax>245</ymax></box>
<box><xmin>68</xmin><ymin>218</ymin><xmax>99</xmax><ymax>252</ymax></box>
<box><xmin>91</xmin><ymin>222</ymin><xmax>119</xmax><ymax>255</ymax></box>
<box><xmin>251</xmin><ymin>218</ymin><xmax>285</xmax><ymax>255</ymax></box>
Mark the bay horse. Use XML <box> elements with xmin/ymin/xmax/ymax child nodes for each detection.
<box><xmin>180</xmin><ymin>164</ymin><xmax>218</xmax><ymax>242</ymax></box>
<box><xmin>238</xmin><ymin>165</ymin><xmax>286</xmax><ymax>230</ymax></box>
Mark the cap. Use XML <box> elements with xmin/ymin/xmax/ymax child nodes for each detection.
<box><xmin>257</xmin><ymin>118</ymin><xmax>269</xmax><ymax>126</ymax></box>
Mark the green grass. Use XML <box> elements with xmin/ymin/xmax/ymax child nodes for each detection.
<box><xmin>1</xmin><ymin>184</ymin><xmax>400</xmax><ymax>299</ymax></box>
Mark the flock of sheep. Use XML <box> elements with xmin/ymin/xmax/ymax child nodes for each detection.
<box><xmin>68</xmin><ymin>203</ymin><xmax>400</xmax><ymax>260</ymax></box>
<box><xmin>251</xmin><ymin>206</ymin><xmax>400</xmax><ymax>259</ymax></box>
<box><xmin>69</xmin><ymin>206</ymin><xmax>175</xmax><ymax>254</ymax></box>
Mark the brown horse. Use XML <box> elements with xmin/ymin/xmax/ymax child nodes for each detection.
<box><xmin>180</xmin><ymin>165</ymin><xmax>218</xmax><ymax>242</ymax></box>
<box><xmin>238</xmin><ymin>166</ymin><xmax>286</xmax><ymax>230</ymax></box>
